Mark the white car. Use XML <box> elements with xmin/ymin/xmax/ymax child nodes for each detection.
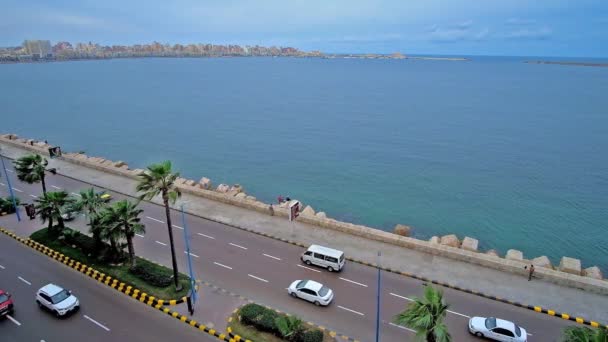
<box><xmin>287</xmin><ymin>280</ymin><xmax>334</xmax><ymax>306</ymax></box>
<box><xmin>469</xmin><ymin>316</ymin><xmax>527</xmax><ymax>342</ymax></box>
<box><xmin>36</xmin><ymin>283</ymin><xmax>79</xmax><ymax>317</ymax></box>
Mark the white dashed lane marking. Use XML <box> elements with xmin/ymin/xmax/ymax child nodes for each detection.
<box><xmin>447</xmin><ymin>310</ymin><xmax>471</xmax><ymax>318</ymax></box>
<box><xmin>197</xmin><ymin>233</ymin><xmax>215</xmax><ymax>239</ymax></box>
<box><xmin>339</xmin><ymin>277</ymin><xmax>368</xmax><ymax>287</ymax></box>
<box><xmin>84</xmin><ymin>315</ymin><xmax>110</xmax><ymax>331</ymax></box>
<box><xmin>0</xmin><ymin>182</ymin><xmax>4</xmax><ymax>186</ymax></box>
<box><xmin>213</xmin><ymin>262</ymin><xmax>232</xmax><ymax>270</ymax></box>
<box><xmin>389</xmin><ymin>322</ymin><xmax>415</xmax><ymax>333</ymax></box>
<box><xmin>29</xmin><ymin>194</ymin><xmax>38</xmax><ymax>198</ymax></box>
<box><xmin>184</xmin><ymin>251</ymin><xmax>199</xmax><ymax>258</ymax></box>
<box><xmin>18</xmin><ymin>276</ymin><xmax>31</xmax><ymax>285</ymax></box>
<box><xmin>71</xmin><ymin>192</ymin><xmax>82</xmax><ymax>197</ymax></box>
<box><xmin>12</xmin><ymin>187</ymin><xmax>23</xmax><ymax>192</ymax></box>
<box><xmin>297</xmin><ymin>264</ymin><xmax>321</xmax><ymax>273</ymax></box>
<box><xmin>0</xmin><ymin>264</ymin><xmax>5</xmax><ymax>269</ymax></box>
<box><xmin>135</xmin><ymin>234</ymin><xmax>145</xmax><ymax>238</ymax></box>
<box><xmin>6</xmin><ymin>315</ymin><xmax>21</xmax><ymax>326</ymax></box>
<box><xmin>263</xmin><ymin>253</ymin><xmax>281</xmax><ymax>261</ymax></box>
<box><xmin>172</xmin><ymin>224</ymin><xmax>184</xmax><ymax>230</ymax></box>
<box><xmin>51</xmin><ymin>185</ymin><xmax>62</xmax><ymax>190</ymax></box>
<box><xmin>391</xmin><ymin>292</ymin><xmax>473</xmax><ymax>319</ymax></box>
<box><xmin>337</xmin><ymin>305</ymin><xmax>365</xmax><ymax>316</ymax></box>
<box><xmin>389</xmin><ymin>292</ymin><xmax>413</xmax><ymax>302</ymax></box>
<box><xmin>6</xmin><ymin>169</ymin><xmax>13</xmax><ymax>173</ymax></box>
<box><xmin>248</xmin><ymin>274</ymin><xmax>269</xmax><ymax>283</ymax></box>
<box><xmin>229</xmin><ymin>242</ymin><xmax>247</xmax><ymax>250</ymax></box>
<box><xmin>155</xmin><ymin>241</ymin><xmax>167</xmax><ymax>246</ymax></box>
<box><xmin>146</xmin><ymin>216</ymin><xmax>165</xmax><ymax>224</ymax></box>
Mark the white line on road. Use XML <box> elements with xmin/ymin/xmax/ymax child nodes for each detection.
<box><xmin>229</xmin><ymin>242</ymin><xmax>248</xmax><ymax>250</ymax></box>
<box><xmin>389</xmin><ymin>292</ymin><xmax>413</xmax><ymax>302</ymax></box>
<box><xmin>339</xmin><ymin>277</ymin><xmax>368</xmax><ymax>287</ymax></box>
<box><xmin>297</xmin><ymin>264</ymin><xmax>321</xmax><ymax>273</ymax></box>
<box><xmin>155</xmin><ymin>241</ymin><xmax>167</xmax><ymax>246</ymax></box>
<box><xmin>51</xmin><ymin>185</ymin><xmax>62</xmax><ymax>190</ymax></box>
<box><xmin>12</xmin><ymin>187</ymin><xmax>23</xmax><ymax>193</ymax></box>
<box><xmin>146</xmin><ymin>216</ymin><xmax>165</xmax><ymax>223</ymax></box>
<box><xmin>213</xmin><ymin>262</ymin><xmax>232</xmax><ymax>270</ymax></box>
<box><xmin>263</xmin><ymin>253</ymin><xmax>282</xmax><ymax>261</ymax></box>
<box><xmin>6</xmin><ymin>315</ymin><xmax>21</xmax><ymax>326</ymax></box>
<box><xmin>29</xmin><ymin>194</ymin><xmax>38</xmax><ymax>198</ymax></box>
<box><xmin>6</xmin><ymin>169</ymin><xmax>13</xmax><ymax>173</ymax></box>
<box><xmin>0</xmin><ymin>182</ymin><xmax>4</xmax><ymax>186</ymax></box>
<box><xmin>0</xmin><ymin>264</ymin><xmax>5</xmax><ymax>269</ymax></box>
<box><xmin>337</xmin><ymin>305</ymin><xmax>365</xmax><ymax>316</ymax></box>
<box><xmin>18</xmin><ymin>276</ymin><xmax>31</xmax><ymax>285</ymax></box>
<box><xmin>197</xmin><ymin>233</ymin><xmax>215</xmax><ymax>239</ymax></box>
<box><xmin>248</xmin><ymin>274</ymin><xmax>269</xmax><ymax>283</ymax></box>
<box><xmin>71</xmin><ymin>192</ymin><xmax>82</xmax><ymax>197</ymax></box>
<box><xmin>84</xmin><ymin>315</ymin><xmax>110</xmax><ymax>331</ymax></box>
<box><xmin>389</xmin><ymin>322</ymin><xmax>415</xmax><ymax>333</ymax></box>
<box><xmin>135</xmin><ymin>234</ymin><xmax>145</xmax><ymax>238</ymax></box>
<box><xmin>447</xmin><ymin>310</ymin><xmax>471</xmax><ymax>318</ymax></box>
<box><xmin>172</xmin><ymin>224</ymin><xmax>184</xmax><ymax>230</ymax></box>
<box><xmin>184</xmin><ymin>251</ymin><xmax>199</xmax><ymax>258</ymax></box>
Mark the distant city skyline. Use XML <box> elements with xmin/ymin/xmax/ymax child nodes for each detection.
<box><xmin>1</xmin><ymin>0</ymin><xmax>607</xmax><ymax>57</ymax></box>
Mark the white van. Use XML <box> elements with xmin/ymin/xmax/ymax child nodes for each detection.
<box><xmin>301</xmin><ymin>245</ymin><xmax>345</xmax><ymax>272</ymax></box>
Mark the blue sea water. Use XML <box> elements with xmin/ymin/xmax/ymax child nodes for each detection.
<box><xmin>1</xmin><ymin>57</ymin><xmax>607</xmax><ymax>272</ymax></box>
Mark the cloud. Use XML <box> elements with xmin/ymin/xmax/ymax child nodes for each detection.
<box><xmin>427</xmin><ymin>21</ymin><xmax>489</xmax><ymax>42</ymax></box>
<box><xmin>503</xmin><ymin>27</ymin><xmax>552</xmax><ymax>40</ymax></box>
<box><xmin>505</xmin><ymin>18</ymin><xmax>537</xmax><ymax>26</ymax></box>
<box><xmin>39</xmin><ymin>12</ymin><xmax>109</xmax><ymax>29</ymax></box>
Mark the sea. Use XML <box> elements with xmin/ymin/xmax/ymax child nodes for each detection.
<box><xmin>1</xmin><ymin>56</ymin><xmax>607</xmax><ymax>272</ymax></box>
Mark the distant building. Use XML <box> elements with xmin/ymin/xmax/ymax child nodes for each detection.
<box><xmin>23</xmin><ymin>40</ymin><xmax>52</xmax><ymax>58</ymax></box>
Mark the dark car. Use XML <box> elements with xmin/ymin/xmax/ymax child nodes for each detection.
<box><xmin>0</xmin><ymin>289</ymin><xmax>14</xmax><ymax>317</ymax></box>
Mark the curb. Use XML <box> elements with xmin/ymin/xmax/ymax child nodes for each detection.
<box><xmin>2</xmin><ymin>151</ymin><xmax>606</xmax><ymax>330</ymax></box>
<box><xmin>0</xmin><ymin>226</ymin><xmax>236</xmax><ymax>341</ymax></box>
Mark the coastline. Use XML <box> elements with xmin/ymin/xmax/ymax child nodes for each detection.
<box><xmin>525</xmin><ymin>60</ymin><xmax>608</xmax><ymax>67</ymax></box>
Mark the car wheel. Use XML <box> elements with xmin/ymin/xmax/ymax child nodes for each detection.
<box><xmin>474</xmin><ymin>332</ymin><xmax>483</xmax><ymax>337</ymax></box>
<box><xmin>36</xmin><ymin>300</ymin><xmax>43</xmax><ymax>309</ymax></box>
<box><xmin>54</xmin><ymin>310</ymin><xmax>61</xmax><ymax>318</ymax></box>
<box><xmin>314</xmin><ymin>301</ymin><xmax>320</xmax><ymax>306</ymax></box>
<box><xmin>305</xmin><ymin>260</ymin><xmax>312</xmax><ymax>266</ymax></box>
<box><xmin>290</xmin><ymin>292</ymin><xmax>297</xmax><ymax>298</ymax></box>
<box><xmin>327</xmin><ymin>266</ymin><xmax>334</xmax><ymax>272</ymax></box>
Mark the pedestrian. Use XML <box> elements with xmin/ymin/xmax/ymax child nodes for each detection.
<box><xmin>269</xmin><ymin>204</ymin><xmax>274</xmax><ymax>216</ymax></box>
<box><xmin>285</xmin><ymin>196</ymin><xmax>291</xmax><ymax>202</ymax></box>
<box><xmin>277</xmin><ymin>195</ymin><xmax>284</xmax><ymax>204</ymax></box>
<box><xmin>528</xmin><ymin>264</ymin><xmax>535</xmax><ymax>281</ymax></box>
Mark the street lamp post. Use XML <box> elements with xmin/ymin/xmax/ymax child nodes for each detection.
<box><xmin>0</xmin><ymin>148</ymin><xmax>21</xmax><ymax>222</ymax></box>
<box><xmin>180</xmin><ymin>203</ymin><xmax>197</xmax><ymax>314</ymax></box>
<box><xmin>375</xmin><ymin>251</ymin><xmax>381</xmax><ymax>342</ymax></box>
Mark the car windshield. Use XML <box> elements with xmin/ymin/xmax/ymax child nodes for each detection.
<box><xmin>514</xmin><ymin>325</ymin><xmax>521</xmax><ymax>337</ymax></box>
<box><xmin>51</xmin><ymin>289</ymin><xmax>70</xmax><ymax>304</ymax></box>
<box><xmin>318</xmin><ymin>286</ymin><xmax>330</xmax><ymax>297</ymax></box>
<box><xmin>296</xmin><ymin>280</ymin><xmax>308</xmax><ymax>289</ymax></box>
<box><xmin>0</xmin><ymin>294</ymin><xmax>8</xmax><ymax>303</ymax></box>
<box><xmin>485</xmin><ymin>317</ymin><xmax>497</xmax><ymax>329</ymax></box>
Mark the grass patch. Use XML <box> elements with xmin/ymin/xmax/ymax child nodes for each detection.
<box><xmin>229</xmin><ymin>310</ymin><xmax>335</xmax><ymax>342</ymax></box>
<box><xmin>30</xmin><ymin>227</ymin><xmax>190</xmax><ymax>299</ymax></box>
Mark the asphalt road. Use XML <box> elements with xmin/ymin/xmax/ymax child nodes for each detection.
<box><xmin>0</xmin><ymin>164</ymin><xmax>578</xmax><ymax>341</ymax></box>
<box><xmin>0</xmin><ymin>227</ymin><xmax>217</xmax><ymax>342</ymax></box>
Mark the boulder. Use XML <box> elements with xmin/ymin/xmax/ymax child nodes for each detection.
<box><xmin>184</xmin><ymin>179</ymin><xmax>196</xmax><ymax>187</ymax></box>
<box><xmin>558</xmin><ymin>257</ymin><xmax>581</xmax><ymax>275</ymax></box>
<box><xmin>131</xmin><ymin>168</ymin><xmax>145</xmax><ymax>176</ymax></box>
<box><xmin>113</xmin><ymin>161</ymin><xmax>126</xmax><ymax>168</ymax></box>
<box><xmin>301</xmin><ymin>205</ymin><xmax>315</xmax><ymax>216</ymax></box>
<box><xmin>429</xmin><ymin>236</ymin><xmax>440</xmax><ymax>244</ymax></box>
<box><xmin>316</xmin><ymin>212</ymin><xmax>327</xmax><ymax>219</ymax></box>
<box><xmin>486</xmin><ymin>249</ymin><xmax>500</xmax><ymax>257</ymax></box>
<box><xmin>532</xmin><ymin>256</ymin><xmax>553</xmax><ymax>269</ymax></box>
<box><xmin>583</xmin><ymin>266</ymin><xmax>603</xmax><ymax>280</ymax></box>
<box><xmin>460</xmin><ymin>237</ymin><xmax>479</xmax><ymax>252</ymax></box>
<box><xmin>440</xmin><ymin>234</ymin><xmax>460</xmax><ymax>248</ymax></box>
<box><xmin>235</xmin><ymin>192</ymin><xmax>247</xmax><ymax>199</ymax></box>
<box><xmin>230</xmin><ymin>184</ymin><xmax>244</xmax><ymax>193</ymax></box>
<box><xmin>245</xmin><ymin>195</ymin><xmax>257</xmax><ymax>201</ymax></box>
<box><xmin>198</xmin><ymin>177</ymin><xmax>212</xmax><ymax>190</ymax></box>
<box><xmin>175</xmin><ymin>177</ymin><xmax>188</xmax><ymax>185</ymax></box>
<box><xmin>393</xmin><ymin>224</ymin><xmax>411</xmax><ymax>237</ymax></box>
<box><xmin>216</xmin><ymin>184</ymin><xmax>230</xmax><ymax>193</ymax></box>
<box><xmin>34</xmin><ymin>141</ymin><xmax>47</xmax><ymax>147</ymax></box>
<box><xmin>506</xmin><ymin>249</ymin><xmax>523</xmax><ymax>261</ymax></box>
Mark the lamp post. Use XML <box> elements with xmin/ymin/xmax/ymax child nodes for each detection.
<box><xmin>375</xmin><ymin>251</ymin><xmax>381</xmax><ymax>342</ymax></box>
<box><xmin>0</xmin><ymin>148</ymin><xmax>21</xmax><ymax>222</ymax></box>
<box><xmin>180</xmin><ymin>202</ymin><xmax>197</xmax><ymax>314</ymax></box>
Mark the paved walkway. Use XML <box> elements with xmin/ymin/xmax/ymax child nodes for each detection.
<box><xmin>2</xmin><ymin>141</ymin><xmax>607</xmax><ymax>324</ymax></box>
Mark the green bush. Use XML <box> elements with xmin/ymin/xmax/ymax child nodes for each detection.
<box><xmin>240</xmin><ymin>303</ymin><xmax>267</xmax><ymax>326</ymax></box>
<box><xmin>239</xmin><ymin>303</ymin><xmax>279</xmax><ymax>334</ymax></box>
<box><xmin>257</xmin><ymin>310</ymin><xmax>279</xmax><ymax>334</ymax></box>
<box><xmin>0</xmin><ymin>196</ymin><xmax>21</xmax><ymax>214</ymax></box>
<box><xmin>129</xmin><ymin>263</ymin><xmax>172</xmax><ymax>287</ymax></box>
<box><xmin>299</xmin><ymin>330</ymin><xmax>323</xmax><ymax>342</ymax></box>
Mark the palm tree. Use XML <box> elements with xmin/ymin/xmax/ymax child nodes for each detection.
<box><xmin>97</xmin><ymin>209</ymin><xmax>124</xmax><ymax>262</ymax></box>
<box><xmin>562</xmin><ymin>326</ymin><xmax>608</xmax><ymax>342</ymax></box>
<box><xmin>35</xmin><ymin>191</ymin><xmax>74</xmax><ymax>232</ymax></box>
<box><xmin>70</xmin><ymin>188</ymin><xmax>108</xmax><ymax>251</ymax></box>
<box><xmin>393</xmin><ymin>285</ymin><xmax>451</xmax><ymax>342</ymax></box>
<box><xmin>14</xmin><ymin>154</ymin><xmax>49</xmax><ymax>195</ymax></box>
<box><xmin>101</xmin><ymin>200</ymin><xmax>145</xmax><ymax>267</ymax></box>
<box><xmin>136</xmin><ymin>161</ymin><xmax>182</xmax><ymax>290</ymax></box>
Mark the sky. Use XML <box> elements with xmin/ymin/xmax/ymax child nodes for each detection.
<box><xmin>1</xmin><ymin>0</ymin><xmax>607</xmax><ymax>57</ymax></box>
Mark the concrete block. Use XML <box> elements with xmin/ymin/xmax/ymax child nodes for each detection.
<box><xmin>301</xmin><ymin>205</ymin><xmax>315</xmax><ymax>216</ymax></box>
<box><xmin>486</xmin><ymin>249</ymin><xmax>500</xmax><ymax>257</ymax></box>
<box><xmin>429</xmin><ymin>236</ymin><xmax>440</xmax><ymax>244</ymax></box>
<box><xmin>316</xmin><ymin>212</ymin><xmax>327</xmax><ymax>219</ymax></box>
<box><xmin>532</xmin><ymin>256</ymin><xmax>553</xmax><ymax>269</ymax></box>
<box><xmin>245</xmin><ymin>195</ymin><xmax>256</xmax><ymax>201</ymax></box>
<box><xmin>393</xmin><ymin>224</ymin><xmax>411</xmax><ymax>237</ymax></box>
<box><xmin>506</xmin><ymin>249</ymin><xmax>523</xmax><ymax>261</ymax></box>
<box><xmin>113</xmin><ymin>161</ymin><xmax>126</xmax><ymax>168</ymax></box>
<box><xmin>559</xmin><ymin>257</ymin><xmax>582</xmax><ymax>275</ymax></box>
<box><xmin>235</xmin><ymin>192</ymin><xmax>246</xmax><ymax>199</ymax></box>
<box><xmin>198</xmin><ymin>177</ymin><xmax>212</xmax><ymax>189</ymax></box>
<box><xmin>583</xmin><ymin>266</ymin><xmax>603</xmax><ymax>280</ymax></box>
<box><xmin>460</xmin><ymin>237</ymin><xmax>479</xmax><ymax>252</ymax></box>
<box><xmin>440</xmin><ymin>234</ymin><xmax>460</xmax><ymax>248</ymax></box>
<box><xmin>230</xmin><ymin>184</ymin><xmax>243</xmax><ymax>193</ymax></box>
<box><xmin>216</xmin><ymin>184</ymin><xmax>230</xmax><ymax>193</ymax></box>
<box><xmin>184</xmin><ymin>179</ymin><xmax>196</xmax><ymax>187</ymax></box>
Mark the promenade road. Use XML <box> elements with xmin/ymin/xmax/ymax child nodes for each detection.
<box><xmin>0</xmin><ymin>144</ymin><xmax>598</xmax><ymax>341</ymax></box>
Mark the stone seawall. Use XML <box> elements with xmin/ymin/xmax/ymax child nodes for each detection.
<box><xmin>1</xmin><ymin>133</ymin><xmax>606</xmax><ymax>295</ymax></box>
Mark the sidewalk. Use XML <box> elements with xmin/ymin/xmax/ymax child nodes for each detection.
<box><xmin>2</xmin><ymin>141</ymin><xmax>607</xmax><ymax>323</ymax></box>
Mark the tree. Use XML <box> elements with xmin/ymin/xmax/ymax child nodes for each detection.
<box><xmin>97</xmin><ymin>209</ymin><xmax>124</xmax><ymax>262</ymax></box>
<box><xmin>101</xmin><ymin>200</ymin><xmax>145</xmax><ymax>268</ymax></box>
<box><xmin>70</xmin><ymin>188</ymin><xmax>108</xmax><ymax>251</ymax></box>
<box><xmin>35</xmin><ymin>191</ymin><xmax>74</xmax><ymax>232</ymax></box>
<box><xmin>393</xmin><ymin>285</ymin><xmax>451</xmax><ymax>342</ymax></box>
<box><xmin>14</xmin><ymin>154</ymin><xmax>49</xmax><ymax>195</ymax></box>
<box><xmin>275</xmin><ymin>315</ymin><xmax>305</xmax><ymax>341</ymax></box>
<box><xmin>562</xmin><ymin>326</ymin><xmax>608</xmax><ymax>342</ymax></box>
<box><xmin>136</xmin><ymin>160</ymin><xmax>182</xmax><ymax>290</ymax></box>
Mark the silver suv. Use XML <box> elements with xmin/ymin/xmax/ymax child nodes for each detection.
<box><xmin>36</xmin><ymin>283</ymin><xmax>79</xmax><ymax>317</ymax></box>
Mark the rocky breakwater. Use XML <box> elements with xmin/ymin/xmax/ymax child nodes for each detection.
<box><xmin>1</xmin><ymin>132</ymin><xmax>606</xmax><ymax>294</ymax></box>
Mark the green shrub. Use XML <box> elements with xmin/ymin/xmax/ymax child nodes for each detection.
<box><xmin>129</xmin><ymin>263</ymin><xmax>172</xmax><ymax>287</ymax></box>
<box><xmin>256</xmin><ymin>310</ymin><xmax>279</xmax><ymax>334</ymax></box>
<box><xmin>0</xmin><ymin>196</ymin><xmax>21</xmax><ymax>214</ymax></box>
<box><xmin>298</xmin><ymin>330</ymin><xmax>323</xmax><ymax>342</ymax></box>
<box><xmin>240</xmin><ymin>303</ymin><xmax>266</xmax><ymax>326</ymax></box>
